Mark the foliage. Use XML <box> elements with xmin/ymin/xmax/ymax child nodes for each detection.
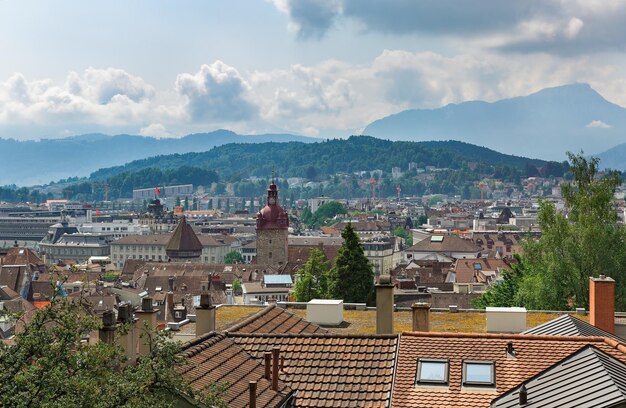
<box><xmin>473</xmin><ymin>255</ymin><xmax>524</xmax><ymax>308</ymax></box>
<box><xmin>224</xmin><ymin>250</ymin><xmax>244</xmax><ymax>264</ymax></box>
<box><xmin>304</xmin><ymin>201</ymin><xmax>347</xmax><ymax>228</ymax></box>
<box><xmin>232</xmin><ymin>278</ymin><xmax>242</xmax><ymax>294</ymax></box>
<box><xmin>293</xmin><ymin>249</ymin><xmax>331</xmax><ymax>302</ymax></box>
<box><xmin>392</xmin><ymin>226</ymin><xmax>413</xmax><ymax>246</ymax></box>
<box><xmin>0</xmin><ymin>293</ymin><xmax>225</xmax><ymax>407</ymax></box>
<box><xmin>328</xmin><ymin>223</ymin><xmax>375</xmax><ymax>304</ymax></box>
<box><xmin>477</xmin><ymin>152</ymin><xmax>626</xmax><ymax>311</ymax></box>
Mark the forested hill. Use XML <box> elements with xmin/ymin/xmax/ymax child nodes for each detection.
<box><xmin>90</xmin><ymin>136</ymin><xmax>561</xmax><ymax>182</ymax></box>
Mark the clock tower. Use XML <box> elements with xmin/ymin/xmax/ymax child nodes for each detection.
<box><xmin>255</xmin><ymin>181</ymin><xmax>289</xmax><ymax>266</ymax></box>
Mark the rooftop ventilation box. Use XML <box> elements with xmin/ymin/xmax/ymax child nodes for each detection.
<box><xmin>486</xmin><ymin>306</ymin><xmax>527</xmax><ymax>333</ymax></box>
<box><xmin>307</xmin><ymin>299</ymin><xmax>343</xmax><ymax>326</ymax></box>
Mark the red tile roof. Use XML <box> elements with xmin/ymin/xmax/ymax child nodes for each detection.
<box><xmin>230</xmin><ymin>332</ymin><xmax>398</xmax><ymax>407</ymax></box>
<box><xmin>224</xmin><ymin>304</ymin><xmax>328</xmax><ymax>335</ymax></box>
<box><xmin>392</xmin><ymin>331</ymin><xmax>626</xmax><ymax>408</ymax></box>
<box><xmin>179</xmin><ymin>333</ymin><xmax>293</xmax><ymax>408</ymax></box>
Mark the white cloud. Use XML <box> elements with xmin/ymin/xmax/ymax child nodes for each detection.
<box><xmin>586</xmin><ymin>120</ymin><xmax>611</xmax><ymax>129</ymax></box>
<box><xmin>139</xmin><ymin>123</ymin><xmax>172</xmax><ymax>138</ymax></box>
<box><xmin>175</xmin><ymin>61</ymin><xmax>258</xmax><ymax>122</ymax></box>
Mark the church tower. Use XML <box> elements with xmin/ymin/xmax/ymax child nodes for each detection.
<box><xmin>255</xmin><ymin>181</ymin><xmax>289</xmax><ymax>266</ymax></box>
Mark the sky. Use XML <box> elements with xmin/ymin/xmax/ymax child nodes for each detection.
<box><xmin>2</xmin><ymin>0</ymin><xmax>626</xmax><ymax>140</ymax></box>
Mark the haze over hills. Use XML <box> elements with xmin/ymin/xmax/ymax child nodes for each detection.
<box><xmin>0</xmin><ymin>130</ymin><xmax>315</xmax><ymax>186</ymax></box>
<box><xmin>364</xmin><ymin>83</ymin><xmax>626</xmax><ymax>161</ymax></box>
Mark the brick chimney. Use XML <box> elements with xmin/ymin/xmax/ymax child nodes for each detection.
<box><xmin>195</xmin><ymin>293</ymin><xmax>216</xmax><ymax>337</ymax></box>
<box><xmin>411</xmin><ymin>302</ymin><xmax>430</xmax><ymax>332</ymax></box>
<box><xmin>376</xmin><ymin>274</ymin><xmax>394</xmax><ymax>334</ymax></box>
<box><xmin>590</xmin><ymin>275</ymin><xmax>615</xmax><ymax>334</ymax></box>
<box><xmin>135</xmin><ymin>297</ymin><xmax>158</xmax><ymax>357</ymax></box>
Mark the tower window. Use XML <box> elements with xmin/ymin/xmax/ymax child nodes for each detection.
<box><xmin>269</xmin><ymin>252</ymin><xmax>272</xmax><ymax>258</ymax></box>
<box><xmin>269</xmin><ymin>240</ymin><xmax>272</xmax><ymax>244</ymax></box>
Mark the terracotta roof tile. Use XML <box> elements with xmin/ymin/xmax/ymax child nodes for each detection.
<box><xmin>179</xmin><ymin>332</ymin><xmax>293</xmax><ymax>408</ymax></box>
<box><xmin>229</xmin><ymin>332</ymin><xmax>398</xmax><ymax>407</ymax></box>
<box><xmin>224</xmin><ymin>305</ymin><xmax>328</xmax><ymax>335</ymax></box>
<box><xmin>393</xmin><ymin>331</ymin><xmax>626</xmax><ymax>408</ymax></box>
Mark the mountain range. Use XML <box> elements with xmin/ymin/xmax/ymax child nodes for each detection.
<box><xmin>364</xmin><ymin>83</ymin><xmax>626</xmax><ymax>162</ymax></box>
<box><xmin>0</xmin><ymin>130</ymin><xmax>315</xmax><ymax>186</ymax></box>
<box><xmin>3</xmin><ymin>83</ymin><xmax>626</xmax><ymax>187</ymax></box>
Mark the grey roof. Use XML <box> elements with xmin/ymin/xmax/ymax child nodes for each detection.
<box><xmin>492</xmin><ymin>346</ymin><xmax>626</xmax><ymax>408</ymax></box>
<box><xmin>522</xmin><ymin>314</ymin><xmax>624</xmax><ymax>342</ymax></box>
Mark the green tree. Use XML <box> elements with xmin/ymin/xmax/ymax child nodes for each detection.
<box><xmin>175</xmin><ymin>196</ymin><xmax>181</xmax><ymax>207</ymax></box>
<box><xmin>301</xmin><ymin>207</ymin><xmax>313</xmax><ymax>227</ymax></box>
<box><xmin>293</xmin><ymin>248</ymin><xmax>330</xmax><ymax>302</ymax></box>
<box><xmin>183</xmin><ymin>197</ymin><xmax>189</xmax><ymax>210</ymax></box>
<box><xmin>479</xmin><ymin>152</ymin><xmax>626</xmax><ymax>311</ymax></box>
<box><xmin>392</xmin><ymin>226</ymin><xmax>413</xmax><ymax>246</ymax></box>
<box><xmin>224</xmin><ymin>250</ymin><xmax>244</xmax><ymax>264</ymax></box>
<box><xmin>473</xmin><ymin>255</ymin><xmax>524</xmax><ymax>308</ymax></box>
<box><xmin>311</xmin><ymin>201</ymin><xmax>346</xmax><ymax>228</ymax></box>
<box><xmin>207</xmin><ymin>198</ymin><xmax>213</xmax><ymax>210</ymax></box>
<box><xmin>0</xmin><ymin>293</ymin><xmax>224</xmax><ymax>407</ymax></box>
<box><xmin>232</xmin><ymin>278</ymin><xmax>242</xmax><ymax>294</ymax></box>
<box><xmin>328</xmin><ymin>223</ymin><xmax>375</xmax><ymax>304</ymax></box>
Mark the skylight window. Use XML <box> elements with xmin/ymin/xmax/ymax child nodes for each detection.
<box><xmin>416</xmin><ymin>359</ymin><xmax>449</xmax><ymax>385</ymax></box>
<box><xmin>463</xmin><ymin>361</ymin><xmax>495</xmax><ymax>386</ymax></box>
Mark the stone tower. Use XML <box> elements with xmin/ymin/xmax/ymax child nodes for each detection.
<box><xmin>166</xmin><ymin>216</ymin><xmax>203</xmax><ymax>262</ymax></box>
<box><xmin>255</xmin><ymin>181</ymin><xmax>289</xmax><ymax>266</ymax></box>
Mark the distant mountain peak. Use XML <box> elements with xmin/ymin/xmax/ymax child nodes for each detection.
<box><xmin>363</xmin><ymin>83</ymin><xmax>626</xmax><ymax>161</ymax></box>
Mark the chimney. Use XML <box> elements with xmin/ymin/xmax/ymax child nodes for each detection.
<box><xmin>99</xmin><ymin>309</ymin><xmax>116</xmax><ymax>345</ymax></box>
<box><xmin>195</xmin><ymin>293</ymin><xmax>216</xmax><ymax>337</ymax></box>
<box><xmin>117</xmin><ymin>303</ymin><xmax>136</xmax><ymax>365</ymax></box>
<box><xmin>168</xmin><ymin>275</ymin><xmax>175</xmax><ymax>292</ymax></box>
<box><xmin>135</xmin><ymin>297</ymin><xmax>158</xmax><ymax>358</ymax></box>
<box><xmin>264</xmin><ymin>352</ymin><xmax>272</xmax><ymax>380</ymax></box>
<box><xmin>411</xmin><ymin>302</ymin><xmax>430</xmax><ymax>332</ymax></box>
<box><xmin>272</xmin><ymin>347</ymin><xmax>280</xmax><ymax>391</ymax></box>
<box><xmin>249</xmin><ymin>381</ymin><xmax>257</xmax><ymax>408</ymax></box>
<box><xmin>376</xmin><ymin>274</ymin><xmax>394</xmax><ymax>334</ymax></box>
<box><xmin>519</xmin><ymin>383</ymin><xmax>528</xmax><ymax>405</ymax></box>
<box><xmin>590</xmin><ymin>275</ymin><xmax>615</xmax><ymax>334</ymax></box>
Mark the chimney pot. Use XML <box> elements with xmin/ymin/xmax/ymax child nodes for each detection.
<box><xmin>264</xmin><ymin>352</ymin><xmax>272</xmax><ymax>380</ymax></box>
<box><xmin>272</xmin><ymin>347</ymin><xmax>280</xmax><ymax>391</ymax></box>
<box><xmin>519</xmin><ymin>384</ymin><xmax>528</xmax><ymax>405</ymax></box>
<box><xmin>249</xmin><ymin>381</ymin><xmax>257</xmax><ymax>408</ymax></box>
<box><xmin>200</xmin><ymin>293</ymin><xmax>212</xmax><ymax>308</ymax></box>
<box><xmin>376</xmin><ymin>274</ymin><xmax>394</xmax><ymax>334</ymax></box>
<box><xmin>141</xmin><ymin>297</ymin><xmax>153</xmax><ymax>312</ymax></box>
<box><xmin>168</xmin><ymin>275</ymin><xmax>175</xmax><ymax>292</ymax></box>
<box><xmin>411</xmin><ymin>302</ymin><xmax>430</xmax><ymax>332</ymax></box>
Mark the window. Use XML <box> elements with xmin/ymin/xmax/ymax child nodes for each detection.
<box><xmin>462</xmin><ymin>361</ymin><xmax>495</xmax><ymax>386</ymax></box>
<box><xmin>416</xmin><ymin>359</ymin><xmax>448</xmax><ymax>385</ymax></box>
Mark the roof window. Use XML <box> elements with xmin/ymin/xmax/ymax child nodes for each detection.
<box><xmin>416</xmin><ymin>359</ymin><xmax>449</xmax><ymax>385</ymax></box>
<box><xmin>463</xmin><ymin>360</ymin><xmax>495</xmax><ymax>386</ymax></box>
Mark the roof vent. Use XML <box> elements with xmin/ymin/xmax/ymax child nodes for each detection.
<box><xmin>519</xmin><ymin>383</ymin><xmax>528</xmax><ymax>405</ymax></box>
<box><xmin>506</xmin><ymin>341</ymin><xmax>516</xmax><ymax>358</ymax></box>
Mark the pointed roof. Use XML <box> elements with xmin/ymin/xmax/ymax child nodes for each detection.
<box><xmin>492</xmin><ymin>346</ymin><xmax>626</xmax><ymax>407</ymax></box>
<box><xmin>165</xmin><ymin>217</ymin><xmax>203</xmax><ymax>259</ymax></box>
<box><xmin>522</xmin><ymin>314</ymin><xmax>624</xmax><ymax>342</ymax></box>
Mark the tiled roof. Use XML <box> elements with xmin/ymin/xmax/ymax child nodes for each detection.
<box><xmin>522</xmin><ymin>314</ymin><xmax>624</xmax><ymax>342</ymax></box>
<box><xmin>2</xmin><ymin>247</ymin><xmax>44</xmax><ymax>266</ymax></box>
<box><xmin>407</xmin><ymin>235</ymin><xmax>481</xmax><ymax>254</ymax></box>
<box><xmin>179</xmin><ymin>332</ymin><xmax>293</xmax><ymax>408</ymax></box>
<box><xmin>166</xmin><ymin>217</ymin><xmax>203</xmax><ymax>254</ymax></box>
<box><xmin>230</xmin><ymin>332</ymin><xmax>398</xmax><ymax>407</ymax></box>
<box><xmin>453</xmin><ymin>258</ymin><xmax>511</xmax><ymax>284</ymax></box>
<box><xmin>392</xmin><ymin>332</ymin><xmax>626</xmax><ymax>408</ymax></box>
<box><xmin>492</xmin><ymin>345</ymin><xmax>626</xmax><ymax>408</ymax></box>
<box><xmin>224</xmin><ymin>304</ymin><xmax>328</xmax><ymax>335</ymax></box>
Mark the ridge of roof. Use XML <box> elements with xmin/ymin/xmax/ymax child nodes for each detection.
<box><xmin>401</xmin><ymin>330</ymin><xmax>608</xmax><ymax>342</ymax></box>
<box><xmin>522</xmin><ymin>314</ymin><xmax>625</xmax><ymax>343</ymax></box>
<box><xmin>180</xmin><ymin>331</ymin><xmax>225</xmax><ymax>354</ymax></box>
<box><xmin>224</xmin><ymin>304</ymin><xmax>276</xmax><ymax>333</ymax></box>
<box><xmin>227</xmin><ymin>331</ymin><xmax>399</xmax><ymax>339</ymax></box>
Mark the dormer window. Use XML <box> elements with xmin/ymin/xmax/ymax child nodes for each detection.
<box><xmin>416</xmin><ymin>359</ymin><xmax>449</xmax><ymax>385</ymax></box>
<box><xmin>462</xmin><ymin>360</ymin><xmax>495</xmax><ymax>386</ymax></box>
